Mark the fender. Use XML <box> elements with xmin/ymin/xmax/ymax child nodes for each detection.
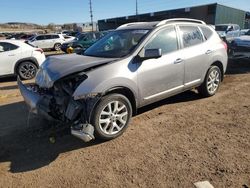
<box><xmin>73</xmin><ymin>77</ymin><xmax>138</xmax><ymax>102</ymax></box>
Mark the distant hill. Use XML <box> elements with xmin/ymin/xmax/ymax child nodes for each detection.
<box><xmin>0</xmin><ymin>22</ymin><xmax>43</xmax><ymax>29</ymax></box>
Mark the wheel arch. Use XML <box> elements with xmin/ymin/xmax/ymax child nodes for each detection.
<box><xmin>104</xmin><ymin>86</ymin><xmax>137</xmax><ymax>116</ymax></box>
<box><xmin>211</xmin><ymin>61</ymin><xmax>224</xmax><ymax>81</ymax></box>
<box><xmin>14</xmin><ymin>57</ymin><xmax>39</xmax><ymax>75</ymax></box>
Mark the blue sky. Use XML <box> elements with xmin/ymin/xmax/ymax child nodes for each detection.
<box><xmin>0</xmin><ymin>0</ymin><xmax>249</xmax><ymax>25</ymax></box>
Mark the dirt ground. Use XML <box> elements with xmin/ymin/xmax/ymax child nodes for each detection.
<box><xmin>0</xmin><ymin>59</ymin><xmax>250</xmax><ymax>188</ymax></box>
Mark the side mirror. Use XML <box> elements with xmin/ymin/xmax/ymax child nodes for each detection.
<box><xmin>139</xmin><ymin>48</ymin><xmax>162</xmax><ymax>60</ymax></box>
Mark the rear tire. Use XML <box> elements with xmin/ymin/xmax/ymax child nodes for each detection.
<box><xmin>91</xmin><ymin>94</ymin><xmax>132</xmax><ymax>141</ymax></box>
<box><xmin>17</xmin><ymin>61</ymin><xmax>38</xmax><ymax>80</ymax></box>
<box><xmin>54</xmin><ymin>43</ymin><xmax>61</xmax><ymax>51</ymax></box>
<box><xmin>198</xmin><ymin>66</ymin><xmax>221</xmax><ymax>97</ymax></box>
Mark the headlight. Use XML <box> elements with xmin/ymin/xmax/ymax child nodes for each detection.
<box><xmin>35</xmin><ymin>68</ymin><xmax>54</xmax><ymax>88</ymax></box>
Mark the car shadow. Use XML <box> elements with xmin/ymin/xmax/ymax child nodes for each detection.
<box><xmin>0</xmin><ymin>76</ymin><xmax>17</xmax><ymax>83</ymax></box>
<box><xmin>0</xmin><ymin>85</ymin><xmax>19</xmax><ymax>90</ymax></box>
<box><xmin>138</xmin><ymin>90</ymin><xmax>201</xmax><ymax>115</ymax></box>
<box><xmin>226</xmin><ymin>59</ymin><xmax>250</xmax><ymax>75</ymax></box>
<box><xmin>0</xmin><ymin>101</ymin><xmax>103</xmax><ymax>173</ymax></box>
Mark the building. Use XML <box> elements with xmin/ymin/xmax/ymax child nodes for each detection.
<box><xmin>73</xmin><ymin>22</ymin><xmax>98</xmax><ymax>32</ymax></box>
<box><xmin>98</xmin><ymin>3</ymin><xmax>249</xmax><ymax>31</ymax></box>
<box><xmin>62</xmin><ymin>22</ymin><xmax>98</xmax><ymax>32</ymax></box>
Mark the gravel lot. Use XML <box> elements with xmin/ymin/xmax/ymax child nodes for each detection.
<box><xmin>0</xmin><ymin>59</ymin><xmax>249</xmax><ymax>187</ymax></box>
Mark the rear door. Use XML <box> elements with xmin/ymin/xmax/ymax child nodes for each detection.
<box><xmin>50</xmin><ymin>34</ymin><xmax>61</xmax><ymax>48</ymax></box>
<box><xmin>137</xmin><ymin>26</ymin><xmax>184</xmax><ymax>105</ymax></box>
<box><xmin>43</xmin><ymin>35</ymin><xmax>53</xmax><ymax>48</ymax></box>
<box><xmin>0</xmin><ymin>42</ymin><xmax>20</xmax><ymax>75</ymax></box>
<box><xmin>176</xmin><ymin>25</ymin><xmax>209</xmax><ymax>88</ymax></box>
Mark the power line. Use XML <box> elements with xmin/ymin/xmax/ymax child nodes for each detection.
<box><xmin>136</xmin><ymin>0</ymin><xmax>138</xmax><ymax>15</ymax></box>
<box><xmin>89</xmin><ymin>0</ymin><xmax>94</xmax><ymax>32</ymax></box>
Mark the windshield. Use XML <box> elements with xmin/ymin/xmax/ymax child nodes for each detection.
<box><xmin>84</xmin><ymin>29</ymin><xmax>150</xmax><ymax>58</ymax></box>
<box><xmin>215</xmin><ymin>25</ymin><xmax>228</xmax><ymax>31</ymax></box>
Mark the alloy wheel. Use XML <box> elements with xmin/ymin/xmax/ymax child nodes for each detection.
<box><xmin>207</xmin><ymin>69</ymin><xmax>220</xmax><ymax>94</ymax></box>
<box><xmin>99</xmin><ymin>100</ymin><xmax>128</xmax><ymax>135</ymax></box>
<box><xmin>18</xmin><ymin>62</ymin><xmax>37</xmax><ymax>80</ymax></box>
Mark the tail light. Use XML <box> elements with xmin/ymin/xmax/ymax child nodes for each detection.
<box><xmin>222</xmin><ymin>41</ymin><xmax>228</xmax><ymax>51</ymax></box>
<box><xmin>35</xmin><ymin>48</ymin><xmax>44</xmax><ymax>54</ymax></box>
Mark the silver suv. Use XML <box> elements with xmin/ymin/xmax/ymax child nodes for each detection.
<box><xmin>18</xmin><ymin>19</ymin><xmax>228</xmax><ymax>142</ymax></box>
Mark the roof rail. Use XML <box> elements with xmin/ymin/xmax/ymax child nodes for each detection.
<box><xmin>117</xmin><ymin>22</ymin><xmax>147</xmax><ymax>29</ymax></box>
<box><xmin>156</xmin><ymin>18</ymin><xmax>206</xmax><ymax>26</ymax></box>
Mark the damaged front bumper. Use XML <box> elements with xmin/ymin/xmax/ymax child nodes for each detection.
<box><xmin>17</xmin><ymin>77</ymin><xmax>54</xmax><ymax>120</ymax></box>
<box><xmin>17</xmin><ymin>77</ymin><xmax>95</xmax><ymax>142</ymax></box>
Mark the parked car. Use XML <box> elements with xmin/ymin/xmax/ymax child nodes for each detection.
<box><xmin>0</xmin><ymin>40</ymin><xmax>45</xmax><ymax>79</ymax></box>
<box><xmin>18</xmin><ymin>18</ymin><xmax>228</xmax><ymax>142</ymax></box>
<box><xmin>215</xmin><ymin>24</ymin><xmax>241</xmax><ymax>41</ymax></box>
<box><xmin>61</xmin><ymin>31</ymin><xmax>108</xmax><ymax>53</ymax></box>
<box><xmin>230</xmin><ymin>29</ymin><xmax>250</xmax><ymax>59</ymax></box>
<box><xmin>27</xmin><ymin>34</ymin><xmax>65</xmax><ymax>51</ymax></box>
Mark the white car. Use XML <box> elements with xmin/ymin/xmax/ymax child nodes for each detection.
<box><xmin>0</xmin><ymin>40</ymin><xmax>46</xmax><ymax>80</ymax></box>
<box><xmin>27</xmin><ymin>34</ymin><xmax>65</xmax><ymax>51</ymax></box>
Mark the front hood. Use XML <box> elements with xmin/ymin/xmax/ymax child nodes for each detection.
<box><xmin>38</xmin><ymin>54</ymin><xmax>118</xmax><ymax>86</ymax></box>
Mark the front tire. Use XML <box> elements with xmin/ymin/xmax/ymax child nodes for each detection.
<box><xmin>198</xmin><ymin>66</ymin><xmax>221</xmax><ymax>97</ymax></box>
<box><xmin>17</xmin><ymin>61</ymin><xmax>38</xmax><ymax>80</ymax></box>
<box><xmin>91</xmin><ymin>94</ymin><xmax>132</xmax><ymax>141</ymax></box>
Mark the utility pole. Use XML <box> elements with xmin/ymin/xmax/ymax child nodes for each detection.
<box><xmin>136</xmin><ymin>0</ymin><xmax>138</xmax><ymax>15</ymax></box>
<box><xmin>89</xmin><ymin>0</ymin><xmax>94</xmax><ymax>32</ymax></box>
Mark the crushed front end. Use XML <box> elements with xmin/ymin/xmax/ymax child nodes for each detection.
<box><xmin>17</xmin><ymin>72</ymin><xmax>100</xmax><ymax>142</ymax></box>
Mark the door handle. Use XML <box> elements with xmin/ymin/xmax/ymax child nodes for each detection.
<box><xmin>206</xmin><ymin>50</ymin><xmax>212</xmax><ymax>55</ymax></box>
<box><xmin>174</xmin><ymin>58</ymin><xmax>183</xmax><ymax>64</ymax></box>
<box><xmin>8</xmin><ymin>54</ymin><xmax>15</xmax><ymax>56</ymax></box>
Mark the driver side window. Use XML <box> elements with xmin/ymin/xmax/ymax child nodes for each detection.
<box><xmin>145</xmin><ymin>26</ymin><xmax>178</xmax><ymax>55</ymax></box>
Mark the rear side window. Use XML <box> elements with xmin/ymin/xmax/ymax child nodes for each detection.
<box><xmin>36</xmin><ymin>35</ymin><xmax>45</xmax><ymax>40</ymax></box>
<box><xmin>199</xmin><ymin>26</ymin><xmax>213</xmax><ymax>40</ymax></box>
<box><xmin>52</xmin><ymin>35</ymin><xmax>60</xmax><ymax>39</ymax></box>
<box><xmin>179</xmin><ymin>26</ymin><xmax>203</xmax><ymax>48</ymax></box>
<box><xmin>0</xmin><ymin>42</ymin><xmax>19</xmax><ymax>52</ymax></box>
<box><xmin>44</xmin><ymin>35</ymin><xmax>52</xmax><ymax>40</ymax></box>
<box><xmin>145</xmin><ymin>26</ymin><xmax>178</xmax><ymax>55</ymax></box>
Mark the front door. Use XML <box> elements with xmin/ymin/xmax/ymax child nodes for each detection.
<box><xmin>137</xmin><ymin>26</ymin><xmax>184</xmax><ymax>106</ymax></box>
